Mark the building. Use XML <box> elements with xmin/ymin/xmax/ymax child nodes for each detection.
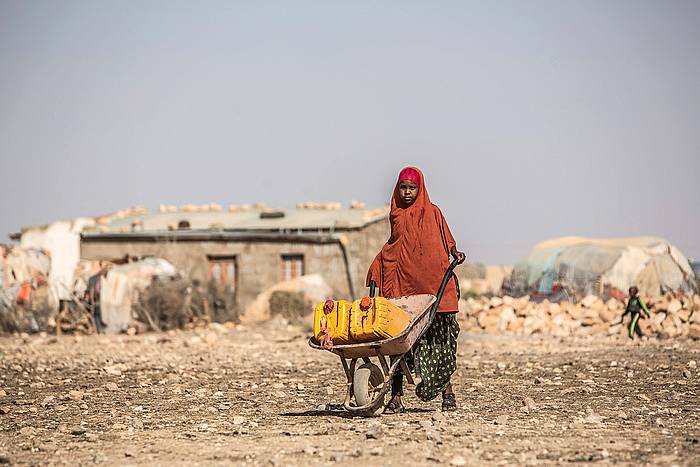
<box><xmin>77</xmin><ymin>204</ymin><xmax>390</xmax><ymax>311</ymax></box>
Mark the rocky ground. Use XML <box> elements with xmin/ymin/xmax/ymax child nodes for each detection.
<box><xmin>1</xmin><ymin>321</ymin><xmax>699</xmax><ymax>466</ymax></box>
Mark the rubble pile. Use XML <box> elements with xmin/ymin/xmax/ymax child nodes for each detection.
<box><xmin>459</xmin><ymin>293</ymin><xmax>700</xmax><ymax>339</ymax></box>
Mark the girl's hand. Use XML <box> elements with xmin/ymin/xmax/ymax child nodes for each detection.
<box><xmin>451</xmin><ymin>247</ymin><xmax>466</xmax><ymax>264</ymax></box>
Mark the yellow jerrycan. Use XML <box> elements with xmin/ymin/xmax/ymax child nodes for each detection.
<box><xmin>349</xmin><ymin>296</ymin><xmax>412</xmax><ymax>343</ymax></box>
<box><xmin>313</xmin><ymin>299</ymin><xmax>352</xmax><ymax>344</ymax></box>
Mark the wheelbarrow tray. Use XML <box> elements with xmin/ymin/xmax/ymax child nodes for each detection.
<box><xmin>309</xmin><ymin>294</ymin><xmax>436</xmax><ymax>358</ymax></box>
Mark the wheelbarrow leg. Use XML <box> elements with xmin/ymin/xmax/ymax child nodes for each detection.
<box><xmin>339</xmin><ymin>356</ymin><xmax>358</xmax><ymax>406</ymax></box>
<box><xmin>374</xmin><ymin>349</ymin><xmax>391</xmax><ymax>379</ymax></box>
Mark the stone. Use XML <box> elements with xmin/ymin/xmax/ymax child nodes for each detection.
<box><xmin>370</xmin><ymin>447</ymin><xmax>384</xmax><ymax>456</ymax></box>
<box><xmin>523</xmin><ymin>396</ymin><xmax>537</xmax><ymax>411</ymax></box>
<box><xmin>489</xmin><ymin>297</ymin><xmax>504</xmax><ymax>308</ymax></box>
<box><xmin>19</xmin><ymin>426</ymin><xmax>37</xmax><ymax>436</ymax></box>
<box><xmin>682</xmin><ymin>370</ymin><xmax>691</xmax><ymax>378</ymax></box>
<box><xmin>450</xmin><ymin>455</ymin><xmax>467</xmax><ymax>466</ymax></box>
<box><xmin>68</xmin><ymin>390</ymin><xmax>84</xmax><ymax>401</ymax></box>
<box><xmin>581</xmin><ymin>295</ymin><xmax>598</xmax><ymax>308</ymax></box>
<box><xmin>105</xmin><ymin>383</ymin><xmax>119</xmax><ymax>391</ymax></box>
<box><xmin>667</xmin><ymin>299</ymin><xmax>682</xmax><ymax>314</ymax></box>
<box><xmin>232</xmin><ymin>416</ymin><xmax>245</xmax><ymax>425</ymax></box>
<box><xmin>637</xmin><ymin>394</ymin><xmax>651</xmax><ymax>402</ymax></box>
<box><xmin>0</xmin><ymin>390</ymin><xmax>5</xmax><ymax>398</ymax></box>
<box><xmin>365</xmin><ymin>423</ymin><xmax>384</xmax><ymax>440</ymax></box>
<box><xmin>70</xmin><ymin>426</ymin><xmax>87</xmax><ymax>436</ymax></box>
<box><xmin>495</xmin><ymin>415</ymin><xmax>508</xmax><ymax>425</ymax></box>
<box><xmin>41</xmin><ymin>396</ymin><xmax>56</xmax><ymax>407</ymax></box>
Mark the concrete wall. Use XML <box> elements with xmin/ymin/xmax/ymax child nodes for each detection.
<box><xmin>80</xmin><ymin>218</ymin><xmax>390</xmax><ymax>310</ymax></box>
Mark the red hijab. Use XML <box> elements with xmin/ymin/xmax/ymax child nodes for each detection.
<box><xmin>366</xmin><ymin>167</ymin><xmax>459</xmax><ymax>312</ymax></box>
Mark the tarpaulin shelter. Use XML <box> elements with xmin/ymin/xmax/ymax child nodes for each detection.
<box><xmin>509</xmin><ymin>237</ymin><xmax>696</xmax><ymax>299</ymax></box>
<box><xmin>100</xmin><ymin>258</ymin><xmax>178</xmax><ymax>334</ymax></box>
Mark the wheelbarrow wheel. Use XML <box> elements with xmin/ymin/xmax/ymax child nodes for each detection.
<box><xmin>353</xmin><ymin>362</ymin><xmax>386</xmax><ymax>409</ymax></box>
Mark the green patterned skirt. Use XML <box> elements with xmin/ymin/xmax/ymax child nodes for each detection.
<box><xmin>409</xmin><ymin>312</ymin><xmax>460</xmax><ymax>401</ymax></box>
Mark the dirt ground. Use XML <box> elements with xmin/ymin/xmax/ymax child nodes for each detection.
<box><xmin>1</xmin><ymin>321</ymin><xmax>699</xmax><ymax>466</ymax></box>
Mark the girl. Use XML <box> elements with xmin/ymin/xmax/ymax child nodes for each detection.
<box><xmin>367</xmin><ymin>166</ymin><xmax>466</xmax><ymax>414</ymax></box>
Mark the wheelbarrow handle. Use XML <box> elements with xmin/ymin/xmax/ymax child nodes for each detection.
<box><xmin>427</xmin><ymin>257</ymin><xmax>462</xmax><ymax>321</ymax></box>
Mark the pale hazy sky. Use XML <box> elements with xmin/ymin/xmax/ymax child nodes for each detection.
<box><xmin>1</xmin><ymin>0</ymin><xmax>698</xmax><ymax>264</ymax></box>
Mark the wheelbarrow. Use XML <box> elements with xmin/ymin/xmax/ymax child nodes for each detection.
<box><xmin>308</xmin><ymin>257</ymin><xmax>461</xmax><ymax>416</ymax></box>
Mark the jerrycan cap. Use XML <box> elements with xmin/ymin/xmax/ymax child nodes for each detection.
<box><xmin>359</xmin><ymin>296</ymin><xmax>372</xmax><ymax>311</ymax></box>
<box><xmin>323</xmin><ymin>299</ymin><xmax>335</xmax><ymax>313</ymax></box>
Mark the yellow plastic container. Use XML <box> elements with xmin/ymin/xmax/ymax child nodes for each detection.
<box><xmin>313</xmin><ymin>299</ymin><xmax>352</xmax><ymax>344</ymax></box>
<box><xmin>349</xmin><ymin>297</ymin><xmax>412</xmax><ymax>343</ymax></box>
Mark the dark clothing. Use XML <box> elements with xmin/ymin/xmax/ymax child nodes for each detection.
<box><xmin>621</xmin><ymin>296</ymin><xmax>650</xmax><ymax>339</ymax></box>
<box><xmin>87</xmin><ymin>273</ymin><xmax>106</xmax><ymax>333</ymax></box>
<box><xmin>391</xmin><ymin>313</ymin><xmax>460</xmax><ymax>401</ymax></box>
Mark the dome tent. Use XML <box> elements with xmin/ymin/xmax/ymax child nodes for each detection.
<box><xmin>509</xmin><ymin>237</ymin><xmax>696</xmax><ymax>299</ymax></box>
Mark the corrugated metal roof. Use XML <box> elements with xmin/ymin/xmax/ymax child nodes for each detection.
<box><xmin>83</xmin><ymin>207</ymin><xmax>389</xmax><ymax>234</ymax></box>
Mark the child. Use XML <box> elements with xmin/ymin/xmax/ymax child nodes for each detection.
<box><xmin>621</xmin><ymin>286</ymin><xmax>651</xmax><ymax>339</ymax></box>
<box><xmin>366</xmin><ymin>167</ymin><xmax>466</xmax><ymax>413</ymax></box>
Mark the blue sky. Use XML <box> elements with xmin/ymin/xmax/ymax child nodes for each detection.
<box><xmin>1</xmin><ymin>0</ymin><xmax>698</xmax><ymax>263</ymax></box>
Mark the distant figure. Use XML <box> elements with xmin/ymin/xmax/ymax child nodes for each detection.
<box><xmin>86</xmin><ymin>266</ymin><xmax>109</xmax><ymax>333</ymax></box>
<box><xmin>621</xmin><ymin>286</ymin><xmax>650</xmax><ymax>339</ymax></box>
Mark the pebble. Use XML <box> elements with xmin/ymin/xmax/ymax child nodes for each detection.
<box><xmin>70</xmin><ymin>426</ymin><xmax>87</xmax><ymax>436</ymax></box>
<box><xmin>637</xmin><ymin>394</ymin><xmax>651</xmax><ymax>402</ymax></box>
<box><xmin>370</xmin><ymin>447</ymin><xmax>384</xmax><ymax>456</ymax></box>
<box><xmin>688</xmin><ymin>360</ymin><xmax>697</xmax><ymax>369</ymax></box>
<box><xmin>41</xmin><ymin>396</ymin><xmax>56</xmax><ymax>407</ymax></box>
<box><xmin>365</xmin><ymin>423</ymin><xmax>384</xmax><ymax>440</ymax></box>
<box><xmin>495</xmin><ymin>415</ymin><xmax>508</xmax><ymax>425</ymax></box>
<box><xmin>682</xmin><ymin>370</ymin><xmax>691</xmax><ymax>378</ymax></box>
<box><xmin>232</xmin><ymin>416</ymin><xmax>246</xmax><ymax>425</ymax></box>
<box><xmin>431</xmin><ymin>411</ymin><xmax>446</xmax><ymax>423</ymax></box>
<box><xmin>105</xmin><ymin>383</ymin><xmax>119</xmax><ymax>391</ymax></box>
<box><xmin>450</xmin><ymin>455</ymin><xmax>467</xmax><ymax>466</ymax></box>
<box><xmin>325</xmin><ymin>387</ymin><xmax>334</xmax><ymax>396</ymax></box>
<box><xmin>523</xmin><ymin>396</ymin><xmax>537</xmax><ymax>411</ymax></box>
<box><xmin>0</xmin><ymin>390</ymin><xmax>5</xmax><ymax>398</ymax></box>
<box><xmin>19</xmin><ymin>426</ymin><xmax>37</xmax><ymax>436</ymax></box>
<box><xmin>68</xmin><ymin>390</ymin><xmax>84</xmax><ymax>401</ymax></box>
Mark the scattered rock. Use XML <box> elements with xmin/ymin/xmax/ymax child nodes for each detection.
<box><xmin>19</xmin><ymin>426</ymin><xmax>37</xmax><ymax>436</ymax></box>
<box><xmin>67</xmin><ymin>390</ymin><xmax>84</xmax><ymax>401</ymax></box>
<box><xmin>41</xmin><ymin>396</ymin><xmax>56</xmax><ymax>407</ymax></box>
<box><xmin>450</xmin><ymin>455</ymin><xmax>467</xmax><ymax>466</ymax></box>
<box><xmin>70</xmin><ymin>426</ymin><xmax>87</xmax><ymax>436</ymax></box>
<box><xmin>495</xmin><ymin>415</ymin><xmax>508</xmax><ymax>425</ymax></box>
<box><xmin>370</xmin><ymin>447</ymin><xmax>384</xmax><ymax>456</ymax></box>
<box><xmin>105</xmin><ymin>383</ymin><xmax>119</xmax><ymax>391</ymax></box>
<box><xmin>232</xmin><ymin>416</ymin><xmax>246</xmax><ymax>425</ymax></box>
<box><xmin>522</xmin><ymin>396</ymin><xmax>537</xmax><ymax>412</ymax></box>
<box><xmin>366</xmin><ymin>423</ymin><xmax>384</xmax><ymax>440</ymax></box>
